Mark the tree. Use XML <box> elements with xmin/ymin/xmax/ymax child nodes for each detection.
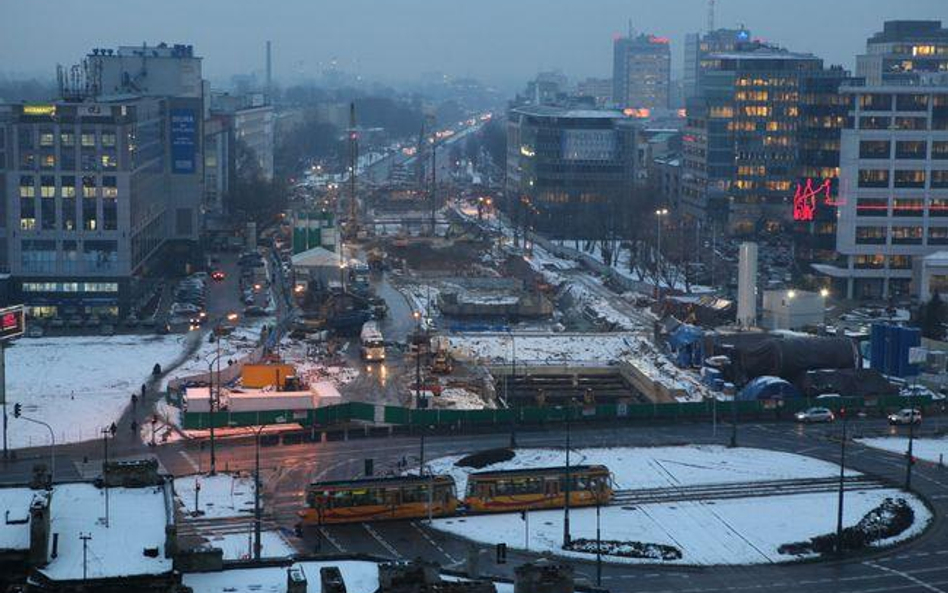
<box><xmin>231</xmin><ymin>139</ymin><xmax>287</xmax><ymax>225</ymax></box>
<box><xmin>920</xmin><ymin>292</ymin><xmax>946</xmax><ymax>340</ymax></box>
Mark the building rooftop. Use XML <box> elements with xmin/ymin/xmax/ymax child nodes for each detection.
<box><xmin>709</xmin><ymin>48</ymin><xmax>820</xmax><ymax>61</ymax></box>
<box><xmin>511</xmin><ymin>104</ymin><xmax>626</xmax><ymax>119</ymax></box>
<box><xmin>868</xmin><ymin>20</ymin><xmax>948</xmax><ymax>44</ymax></box>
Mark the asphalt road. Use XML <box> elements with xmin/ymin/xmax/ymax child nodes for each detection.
<box><xmin>124</xmin><ymin>418</ymin><xmax>948</xmax><ymax>593</ymax></box>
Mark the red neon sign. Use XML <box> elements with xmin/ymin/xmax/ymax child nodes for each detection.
<box><xmin>792</xmin><ymin>179</ymin><xmax>846</xmax><ymax>221</ymax></box>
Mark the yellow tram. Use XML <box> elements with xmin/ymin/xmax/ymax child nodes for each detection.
<box><xmin>299</xmin><ymin>474</ymin><xmax>458</xmax><ymax>525</ymax></box>
<box><xmin>463</xmin><ymin>465</ymin><xmax>613</xmax><ymax>513</ymax></box>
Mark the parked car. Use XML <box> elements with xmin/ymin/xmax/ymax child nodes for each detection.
<box><xmin>794</xmin><ymin>407</ymin><xmax>835</xmax><ymax>423</ymax></box>
<box><xmin>211</xmin><ymin>270</ymin><xmax>226</xmax><ymax>281</ymax></box>
<box><xmin>243</xmin><ymin>305</ymin><xmax>268</xmax><ymax>317</ymax></box>
<box><xmin>888</xmin><ymin>408</ymin><xmax>922</xmax><ymax>426</ymax></box>
<box><xmin>170</xmin><ymin>303</ymin><xmax>202</xmax><ymax>316</ymax></box>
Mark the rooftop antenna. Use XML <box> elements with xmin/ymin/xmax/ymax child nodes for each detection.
<box><xmin>708</xmin><ymin>0</ymin><xmax>716</xmax><ymax>33</ymax></box>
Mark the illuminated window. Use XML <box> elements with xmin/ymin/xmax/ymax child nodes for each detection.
<box><xmin>19</xmin><ymin>175</ymin><xmax>35</xmax><ymax>197</ymax></box>
<box><xmin>854</xmin><ymin>254</ymin><xmax>885</xmax><ymax>269</ymax></box>
<box><xmin>101</xmin><ymin>132</ymin><xmax>116</xmax><ymax>148</ymax></box>
<box><xmin>40</xmin><ymin>176</ymin><xmax>55</xmax><ymax>198</ymax></box>
<box><xmin>893</xmin><ymin>198</ymin><xmax>925</xmax><ymax>216</ymax></box>
<box><xmin>102</xmin><ymin>176</ymin><xmax>118</xmax><ymax>198</ymax></box>
<box><xmin>932</xmin><ymin>198</ymin><xmax>948</xmax><ymax>217</ymax></box>
<box><xmin>895</xmin><ymin>141</ymin><xmax>926</xmax><ymax>159</ymax></box>
<box><xmin>80</xmin><ymin>133</ymin><xmax>96</xmax><ymax>148</ymax></box>
<box><xmin>893</xmin><ymin>117</ymin><xmax>927</xmax><ymax>131</ymax></box>
<box><xmin>893</xmin><ymin>170</ymin><xmax>926</xmax><ymax>188</ymax></box>
<box><xmin>39</xmin><ymin>131</ymin><xmax>54</xmax><ymax>147</ymax></box>
<box><xmin>101</xmin><ymin>153</ymin><xmax>116</xmax><ymax>170</ymax></box>
<box><xmin>856</xmin><ymin>226</ymin><xmax>887</xmax><ymax>244</ymax></box>
<box><xmin>60</xmin><ymin>176</ymin><xmax>76</xmax><ymax>198</ymax></box>
<box><xmin>896</xmin><ymin>94</ymin><xmax>929</xmax><ymax>111</ymax></box>
<box><xmin>60</xmin><ymin>132</ymin><xmax>75</xmax><ymax>147</ymax></box>
<box><xmin>858</xmin><ymin>169</ymin><xmax>889</xmax><ymax>188</ymax></box>
<box><xmin>82</xmin><ymin>175</ymin><xmax>96</xmax><ymax>198</ymax></box>
<box><xmin>856</xmin><ymin>198</ymin><xmax>888</xmax><ymax>216</ymax></box>
<box><xmin>20</xmin><ymin>198</ymin><xmax>36</xmax><ymax>230</ymax></box>
<box><xmin>929</xmin><ymin>227</ymin><xmax>948</xmax><ymax>245</ymax></box>
<box><xmin>859</xmin><ymin>94</ymin><xmax>891</xmax><ymax>110</ymax></box>
<box><xmin>40</xmin><ymin>153</ymin><xmax>55</xmax><ymax>169</ymax></box>
<box><xmin>933</xmin><ymin>141</ymin><xmax>948</xmax><ymax>160</ymax></box>
<box><xmin>859</xmin><ymin>116</ymin><xmax>890</xmax><ymax>130</ymax></box>
<box><xmin>891</xmin><ymin>226</ymin><xmax>923</xmax><ymax>244</ymax></box>
<box><xmin>932</xmin><ymin>170</ymin><xmax>948</xmax><ymax>189</ymax></box>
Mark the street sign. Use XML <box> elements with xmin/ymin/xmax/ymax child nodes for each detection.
<box><xmin>0</xmin><ymin>306</ymin><xmax>24</xmax><ymax>341</ymax></box>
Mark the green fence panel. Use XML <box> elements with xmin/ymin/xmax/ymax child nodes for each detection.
<box><xmin>384</xmin><ymin>406</ymin><xmax>410</xmax><ymax>424</ymax></box>
<box><xmin>350</xmin><ymin>402</ymin><xmax>376</xmax><ymax>422</ymax></box>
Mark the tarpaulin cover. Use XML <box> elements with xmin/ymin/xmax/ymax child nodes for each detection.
<box><xmin>739</xmin><ymin>336</ymin><xmax>859</xmax><ymax>381</ymax></box>
<box><xmin>738</xmin><ymin>375</ymin><xmax>801</xmax><ymax>400</ymax></box>
<box><xmin>799</xmin><ymin>368</ymin><xmax>899</xmax><ymax>398</ymax></box>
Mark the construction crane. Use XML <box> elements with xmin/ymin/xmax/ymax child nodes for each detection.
<box><xmin>708</xmin><ymin>0</ymin><xmax>715</xmax><ymax>32</ymax></box>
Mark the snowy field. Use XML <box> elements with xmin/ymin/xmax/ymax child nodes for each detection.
<box><xmin>175</xmin><ymin>473</ymin><xmax>255</xmax><ymax>518</ymax></box>
<box><xmin>449</xmin><ymin>333</ymin><xmax>640</xmax><ymax>365</ymax></box>
<box><xmin>6</xmin><ymin>334</ymin><xmax>186</xmax><ymax>449</ymax></box>
<box><xmin>428</xmin><ymin>446</ymin><xmax>855</xmax><ymax>493</ymax></box>
<box><xmin>427</xmin><ymin>446</ymin><xmax>930</xmax><ymax>565</ymax></box>
<box><xmin>167</xmin><ymin>318</ymin><xmax>271</xmax><ymax>386</ymax></box>
<box><xmin>858</xmin><ymin>435</ymin><xmax>948</xmax><ymax>465</ymax></box>
<box><xmin>432</xmin><ymin>489</ymin><xmax>929</xmax><ymax>566</ymax></box>
<box><xmin>205</xmin><ymin>530</ymin><xmax>295</xmax><ymax>561</ymax></box>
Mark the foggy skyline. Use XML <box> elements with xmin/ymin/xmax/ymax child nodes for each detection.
<box><xmin>2</xmin><ymin>0</ymin><xmax>946</xmax><ymax>89</ymax></box>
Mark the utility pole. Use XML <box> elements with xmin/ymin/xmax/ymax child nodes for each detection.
<box><xmin>596</xmin><ymin>491</ymin><xmax>602</xmax><ymax>586</ymax></box>
<box><xmin>563</xmin><ymin>400</ymin><xmax>572</xmax><ymax>548</ymax></box>
<box><xmin>430</xmin><ymin>133</ymin><xmax>437</xmax><ymax>235</ymax></box>
<box><xmin>254</xmin><ymin>426</ymin><xmax>263</xmax><ymax>560</ymax></box>
<box><xmin>80</xmin><ymin>533</ymin><xmax>92</xmax><ymax>580</ymax></box>
<box><xmin>209</xmin><ymin>335</ymin><xmax>219</xmax><ymax>476</ymax></box>
<box><xmin>348</xmin><ymin>102</ymin><xmax>358</xmax><ymax>235</ymax></box>
<box><xmin>509</xmin><ymin>332</ymin><xmax>517</xmax><ymax>448</ymax></box>
<box><xmin>101</xmin><ymin>425</ymin><xmax>112</xmax><ymax>528</ymax></box>
<box><xmin>18</xmin><ymin>416</ymin><xmax>54</xmax><ymax>484</ymax></box>
<box><xmin>835</xmin><ymin>408</ymin><xmax>848</xmax><ymax>555</ymax></box>
<box><xmin>1</xmin><ymin>342</ymin><xmax>7</xmax><ymax>460</ymax></box>
<box><xmin>906</xmin><ymin>391</ymin><xmax>917</xmax><ymax>491</ymax></box>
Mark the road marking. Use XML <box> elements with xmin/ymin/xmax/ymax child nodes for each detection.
<box><xmin>864</xmin><ymin>561</ymin><xmax>947</xmax><ymax>593</ymax></box>
<box><xmin>363</xmin><ymin>523</ymin><xmax>402</xmax><ymax>559</ymax></box>
<box><xmin>411</xmin><ymin>522</ymin><xmax>458</xmax><ymax>564</ymax></box>
<box><xmin>180</xmin><ymin>451</ymin><xmax>199</xmax><ymax>472</ymax></box>
<box><xmin>318</xmin><ymin>527</ymin><xmax>345</xmax><ymax>553</ymax></box>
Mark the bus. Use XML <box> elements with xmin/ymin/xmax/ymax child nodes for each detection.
<box><xmin>360</xmin><ymin>321</ymin><xmax>386</xmax><ymax>362</ymax></box>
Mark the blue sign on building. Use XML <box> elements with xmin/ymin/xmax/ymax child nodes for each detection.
<box><xmin>170</xmin><ymin>108</ymin><xmax>197</xmax><ymax>174</ymax></box>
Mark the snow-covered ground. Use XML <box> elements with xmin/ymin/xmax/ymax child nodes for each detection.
<box><xmin>6</xmin><ymin>334</ymin><xmax>187</xmax><ymax>449</ymax></box>
<box><xmin>432</xmin><ymin>489</ymin><xmax>929</xmax><ymax>566</ymax></box>
<box><xmin>433</xmin><ymin>387</ymin><xmax>492</xmax><ymax>410</ymax></box>
<box><xmin>175</xmin><ymin>473</ymin><xmax>255</xmax><ymax>518</ymax></box>
<box><xmin>427</xmin><ymin>446</ymin><xmax>931</xmax><ymax>565</ymax></box>
<box><xmin>167</xmin><ymin>318</ymin><xmax>271</xmax><ymax>386</ymax></box>
<box><xmin>857</xmin><ymin>435</ymin><xmax>948</xmax><ymax>465</ymax></box>
<box><xmin>429</xmin><ymin>446</ymin><xmax>855</xmax><ymax>494</ymax></box>
<box><xmin>182</xmin><ymin>559</ymin><xmax>514</xmax><ymax>593</ymax></box>
<box><xmin>183</xmin><ymin>560</ymin><xmax>380</xmax><ymax>593</ymax></box>
<box><xmin>449</xmin><ymin>333</ymin><xmax>639</xmax><ymax>365</ymax></box>
<box><xmin>205</xmin><ymin>530</ymin><xmax>295</xmax><ymax>561</ymax></box>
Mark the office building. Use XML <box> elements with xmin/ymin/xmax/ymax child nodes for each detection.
<box><xmin>213</xmin><ymin>93</ymin><xmax>275</xmax><ymax>180</ymax></box>
<box><xmin>2</xmin><ymin>98</ymin><xmax>186</xmax><ymax>318</ymax></box>
<box><xmin>857</xmin><ymin>20</ymin><xmax>948</xmax><ymax>86</ymax></box>
<box><xmin>818</xmin><ymin>83</ymin><xmax>948</xmax><ymax>300</ymax></box>
<box><xmin>576</xmin><ymin>77</ymin><xmax>613</xmax><ymax>107</ymax></box>
<box><xmin>505</xmin><ymin>105</ymin><xmax>637</xmax><ymax>238</ymax></box>
<box><xmin>613</xmin><ymin>34</ymin><xmax>671</xmax><ymax>110</ymax></box>
<box><xmin>683</xmin><ymin>28</ymin><xmax>752</xmax><ymax>100</ymax></box>
<box><xmin>681</xmin><ymin>43</ymin><xmax>849</xmax><ymax>234</ymax></box>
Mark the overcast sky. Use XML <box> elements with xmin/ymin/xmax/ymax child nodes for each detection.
<box><xmin>1</xmin><ymin>0</ymin><xmax>946</xmax><ymax>89</ymax></box>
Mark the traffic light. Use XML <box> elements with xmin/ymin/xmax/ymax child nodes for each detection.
<box><xmin>13</xmin><ymin>403</ymin><xmax>21</xmax><ymax>418</ymax></box>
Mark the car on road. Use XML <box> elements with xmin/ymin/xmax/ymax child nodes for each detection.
<box><xmin>171</xmin><ymin>302</ymin><xmax>202</xmax><ymax>316</ymax></box>
<box><xmin>794</xmin><ymin>407</ymin><xmax>835</xmax><ymax>423</ymax></box>
<box><xmin>888</xmin><ymin>408</ymin><xmax>922</xmax><ymax>426</ymax></box>
<box><xmin>211</xmin><ymin>270</ymin><xmax>226</xmax><ymax>281</ymax></box>
<box><xmin>243</xmin><ymin>305</ymin><xmax>268</xmax><ymax>317</ymax></box>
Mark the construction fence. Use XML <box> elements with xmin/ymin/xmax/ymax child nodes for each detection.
<box><xmin>180</xmin><ymin>394</ymin><xmax>936</xmax><ymax>431</ymax></box>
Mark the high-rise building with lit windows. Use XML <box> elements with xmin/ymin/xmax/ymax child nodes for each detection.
<box><xmin>818</xmin><ymin>83</ymin><xmax>948</xmax><ymax>301</ymax></box>
<box><xmin>680</xmin><ymin>43</ymin><xmax>850</xmax><ymax>236</ymax></box>
<box><xmin>613</xmin><ymin>33</ymin><xmax>671</xmax><ymax>110</ymax></box>
<box><xmin>683</xmin><ymin>28</ymin><xmax>752</xmax><ymax>100</ymax></box>
<box><xmin>857</xmin><ymin>21</ymin><xmax>948</xmax><ymax>86</ymax></box>
<box><xmin>2</xmin><ymin>98</ymin><xmax>176</xmax><ymax>318</ymax></box>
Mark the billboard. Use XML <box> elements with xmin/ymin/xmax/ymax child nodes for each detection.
<box><xmin>170</xmin><ymin>108</ymin><xmax>197</xmax><ymax>174</ymax></box>
<box><xmin>561</xmin><ymin>129</ymin><xmax>617</xmax><ymax>161</ymax></box>
<box><xmin>0</xmin><ymin>306</ymin><xmax>25</xmax><ymax>341</ymax></box>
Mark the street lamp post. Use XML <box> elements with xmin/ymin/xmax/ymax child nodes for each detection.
<box><xmin>906</xmin><ymin>391</ymin><xmax>917</xmax><ymax>491</ymax></box>
<box><xmin>563</xmin><ymin>399</ymin><xmax>573</xmax><ymax>549</ymax></box>
<box><xmin>18</xmin><ymin>416</ymin><xmax>54</xmax><ymax>485</ymax></box>
<box><xmin>509</xmin><ymin>331</ymin><xmax>517</xmax><ymax>448</ymax></box>
<box><xmin>654</xmin><ymin>208</ymin><xmax>669</xmax><ymax>302</ymax></box>
<box><xmin>253</xmin><ymin>425</ymin><xmax>264</xmax><ymax>560</ymax></box>
<box><xmin>208</xmin><ymin>313</ymin><xmax>238</xmax><ymax>476</ymax></box>
<box><xmin>835</xmin><ymin>408</ymin><xmax>848</xmax><ymax>555</ymax></box>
